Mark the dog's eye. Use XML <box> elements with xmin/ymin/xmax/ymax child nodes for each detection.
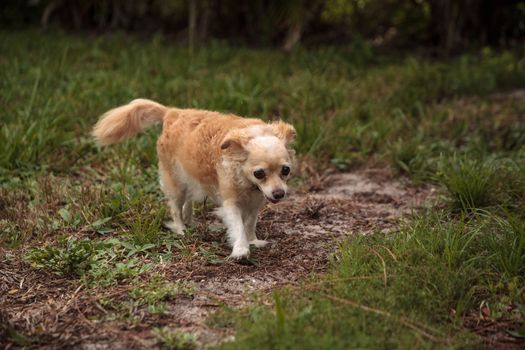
<box><xmin>253</xmin><ymin>169</ymin><xmax>265</xmax><ymax>179</ymax></box>
<box><xmin>281</xmin><ymin>165</ymin><xmax>290</xmax><ymax>176</ymax></box>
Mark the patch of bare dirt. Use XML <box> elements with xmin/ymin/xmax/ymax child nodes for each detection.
<box><xmin>1</xmin><ymin>168</ymin><xmax>438</xmax><ymax>349</ymax></box>
<box><xmin>464</xmin><ymin>315</ymin><xmax>525</xmax><ymax>350</ymax></box>
<box><xmin>157</xmin><ymin>169</ymin><xmax>438</xmax><ymax>344</ymax></box>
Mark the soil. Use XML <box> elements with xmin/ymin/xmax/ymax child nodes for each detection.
<box><xmin>3</xmin><ymin>168</ymin><xmax>515</xmax><ymax>349</ymax></box>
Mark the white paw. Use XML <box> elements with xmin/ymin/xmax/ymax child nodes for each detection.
<box><xmin>229</xmin><ymin>245</ymin><xmax>250</xmax><ymax>259</ymax></box>
<box><xmin>249</xmin><ymin>239</ymin><xmax>269</xmax><ymax>248</ymax></box>
<box><xmin>164</xmin><ymin>221</ymin><xmax>185</xmax><ymax>235</ymax></box>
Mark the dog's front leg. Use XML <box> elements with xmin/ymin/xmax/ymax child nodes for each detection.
<box><xmin>218</xmin><ymin>201</ymin><xmax>250</xmax><ymax>259</ymax></box>
<box><xmin>243</xmin><ymin>200</ymin><xmax>268</xmax><ymax>248</ymax></box>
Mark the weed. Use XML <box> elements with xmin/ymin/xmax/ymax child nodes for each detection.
<box><xmin>489</xmin><ymin>215</ymin><xmax>525</xmax><ymax>279</ymax></box>
<box><xmin>98</xmin><ymin>274</ymin><xmax>195</xmax><ymax>320</ymax></box>
<box><xmin>437</xmin><ymin>156</ymin><xmax>498</xmax><ymax>212</ymax></box>
<box><xmin>0</xmin><ymin>219</ymin><xmax>23</xmax><ymax>248</ymax></box>
<box><xmin>0</xmin><ymin>323</ymin><xmax>31</xmax><ymax>348</ymax></box>
<box><xmin>153</xmin><ymin>327</ymin><xmax>198</xmax><ymax>350</ymax></box>
<box><xmin>26</xmin><ymin>236</ymin><xmax>97</xmax><ymax>277</ymax></box>
<box><xmin>25</xmin><ymin>236</ymin><xmax>156</xmax><ymax>285</ymax></box>
<box><xmin>127</xmin><ymin>206</ymin><xmax>166</xmax><ymax>246</ymax></box>
<box><xmin>389</xmin><ymin>137</ymin><xmax>432</xmax><ymax>176</ymax></box>
<box><xmin>87</xmin><ymin>254</ymin><xmax>151</xmax><ymax>286</ymax></box>
<box><xmin>128</xmin><ymin>274</ymin><xmax>194</xmax><ymax>314</ymax></box>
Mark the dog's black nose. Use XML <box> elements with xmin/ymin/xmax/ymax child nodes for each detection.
<box><xmin>272</xmin><ymin>189</ymin><xmax>285</xmax><ymax>200</ymax></box>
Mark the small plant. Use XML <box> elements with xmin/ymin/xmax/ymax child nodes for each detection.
<box><xmin>0</xmin><ymin>219</ymin><xmax>23</xmax><ymax>247</ymax></box>
<box><xmin>153</xmin><ymin>327</ymin><xmax>198</xmax><ymax>350</ymax></box>
<box><xmin>128</xmin><ymin>274</ymin><xmax>194</xmax><ymax>315</ymax></box>
<box><xmin>99</xmin><ymin>274</ymin><xmax>194</xmax><ymax>320</ymax></box>
<box><xmin>0</xmin><ymin>323</ymin><xmax>30</xmax><ymax>347</ymax></box>
<box><xmin>87</xmin><ymin>256</ymin><xmax>151</xmax><ymax>286</ymax></box>
<box><xmin>389</xmin><ymin>138</ymin><xmax>428</xmax><ymax>175</ymax></box>
<box><xmin>437</xmin><ymin>156</ymin><xmax>498</xmax><ymax>212</ymax></box>
<box><xmin>26</xmin><ymin>236</ymin><xmax>155</xmax><ymax>285</ymax></box>
<box><xmin>127</xmin><ymin>206</ymin><xmax>166</xmax><ymax>246</ymax></box>
<box><xmin>26</xmin><ymin>236</ymin><xmax>97</xmax><ymax>276</ymax></box>
<box><xmin>489</xmin><ymin>215</ymin><xmax>525</xmax><ymax>279</ymax></box>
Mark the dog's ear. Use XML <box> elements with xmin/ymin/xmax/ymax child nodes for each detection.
<box><xmin>220</xmin><ymin>130</ymin><xmax>248</xmax><ymax>154</ymax></box>
<box><xmin>220</xmin><ymin>139</ymin><xmax>243</xmax><ymax>151</ymax></box>
<box><xmin>271</xmin><ymin>121</ymin><xmax>296</xmax><ymax>146</ymax></box>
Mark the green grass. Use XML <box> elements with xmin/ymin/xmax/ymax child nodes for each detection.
<box><xmin>153</xmin><ymin>327</ymin><xmax>198</xmax><ymax>350</ymax></box>
<box><xmin>218</xmin><ymin>210</ymin><xmax>525</xmax><ymax>349</ymax></box>
<box><xmin>437</xmin><ymin>156</ymin><xmax>525</xmax><ymax>213</ymax></box>
<box><xmin>438</xmin><ymin>156</ymin><xmax>499</xmax><ymax>212</ymax></box>
<box><xmin>1</xmin><ymin>29</ymin><xmax>524</xmax><ymax>348</ymax></box>
<box><xmin>95</xmin><ymin>274</ymin><xmax>195</xmax><ymax>321</ymax></box>
<box><xmin>1</xmin><ymin>29</ymin><xmax>524</xmax><ymax>177</ymax></box>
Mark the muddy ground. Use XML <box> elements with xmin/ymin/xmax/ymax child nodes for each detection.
<box><xmin>1</xmin><ymin>168</ymin><xmax>437</xmax><ymax>349</ymax></box>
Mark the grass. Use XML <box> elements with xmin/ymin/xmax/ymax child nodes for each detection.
<box><xmin>437</xmin><ymin>156</ymin><xmax>525</xmax><ymax>213</ymax></box>
<box><xmin>153</xmin><ymin>327</ymin><xmax>198</xmax><ymax>350</ymax></box>
<box><xmin>1</xmin><ymin>28</ymin><xmax>524</xmax><ymax>348</ymax></box>
<box><xmin>438</xmin><ymin>157</ymin><xmax>498</xmax><ymax>212</ymax></box>
<box><xmin>218</xmin><ymin>210</ymin><xmax>525</xmax><ymax>349</ymax></box>
<box><xmin>96</xmin><ymin>274</ymin><xmax>195</xmax><ymax>321</ymax></box>
<box><xmin>1</xmin><ymin>30</ymin><xmax>524</xmax><ymax>177</ymax></box>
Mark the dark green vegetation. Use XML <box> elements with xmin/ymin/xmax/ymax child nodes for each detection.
<box><xmin>1</xmin><ymin>30</ymin><xmax>525</xmax><ymax>348</ymax></box>
<box><xmin>3</xmin><ymin>0</ymin><xmax>524</xmax><ymax>53</ymax></box>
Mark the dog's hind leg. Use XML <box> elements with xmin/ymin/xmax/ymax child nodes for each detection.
<box><xmin>165</xmin><ymin>196</ymin><xmax>186</xmax><ymax>234</ymax></box>
<box><xmin>182</xmin><ymin>200</ymin><xmax>193</xmax><ymax>225</ymax></box>
<box><xmin>159</xmin><ymin>163</ymin><xmax>186</xmax><ymax>234</ymax></box>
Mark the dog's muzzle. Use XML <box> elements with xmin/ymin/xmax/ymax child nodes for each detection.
<box><xmin>253</xmin><ymin>185</ymin><xmax>284</xmax><ymax>203</ymax></box>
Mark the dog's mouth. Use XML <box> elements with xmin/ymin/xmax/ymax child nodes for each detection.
<box><xmin>265</xmin><ymin>196</ymin><xmax>280</xmax><ymax>204</ymax></box>
<box><xmin>253</xmin><ymin>185</ymin><xmax>282</xmax><ymax>204</ymax></box>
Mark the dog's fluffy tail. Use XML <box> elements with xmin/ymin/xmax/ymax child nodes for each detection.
<box><xmin>92</xmin><ymin>99</ymin><xmax>168</xmax><ymax>146</ymax></box>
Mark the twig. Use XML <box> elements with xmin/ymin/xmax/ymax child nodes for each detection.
<box><xmin>377</xmin><ymin>245</ymin><xmax>398</xmax><ymax>262</ymax></box>
<box><xmin>369</xmin><ymin>247</ymin><xmax>388</xmax><ymax>287</ymax></box>
<box><xmin>56</xmin><ymin>285</ymin><xmax>83</xmax><ymax>323</ymax></box>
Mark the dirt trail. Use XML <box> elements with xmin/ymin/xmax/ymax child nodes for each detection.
<box><xmin>152</xmin><ymin>169</ymin><xmax>437</xmax><ymax>346</ymax></box>
<box><xmin>1</xmin><ymin>169</ymin><xmax>436</xmax><ymax>349</ymax></box>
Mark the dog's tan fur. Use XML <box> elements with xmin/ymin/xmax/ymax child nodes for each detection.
<box><xmin>92</xmin><ymin>99</ymin><xmax>296</xmax><ymax>258</ymax></box>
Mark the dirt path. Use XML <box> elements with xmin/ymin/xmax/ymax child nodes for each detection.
<box><xmin>1</xmin><ymin>169</ymin><xmax>436</xmax><ymax>349</ymax></box>
<box><xmin>160</xmin><ymin>169</ymin><xmax>436</xmax><ymax>346</ymax></box>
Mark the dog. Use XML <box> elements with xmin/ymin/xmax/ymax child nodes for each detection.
<box><xmin>92</xmin><ymin>99</ymin><xmax>296</xmax><ymax>259</ymax></box>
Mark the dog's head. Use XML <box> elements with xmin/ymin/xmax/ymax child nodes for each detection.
<box><xmin>221</xmin><ymin>121</ymin><xmax>296</xmax><ymax>203</ymax></box>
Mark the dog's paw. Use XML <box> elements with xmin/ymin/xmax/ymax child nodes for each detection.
<box><xmin>249</xmin><ymin>239</ymin><xmax>269</xmax><ymax>248</ymax></box>
<box><xmin>228</xmin><ymin>246</ymin><xmax>250</xmax><ymax>260</ymax></box>
<box><xmin>164</xmin><ymin>221</ymin><xmax>185</xmax><ymax>235</ymax></box>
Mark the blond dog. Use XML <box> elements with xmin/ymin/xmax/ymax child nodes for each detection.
<box><xmin>92</xmin><ymin>99</ymin><xmax>296</xmax><ymax>259</ymax></box>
